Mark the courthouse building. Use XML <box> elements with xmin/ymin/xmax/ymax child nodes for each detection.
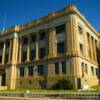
<box><xmin>0</xmin><ymin>5</ymin><xmax>100</xmax><ymax>90</ymax></box>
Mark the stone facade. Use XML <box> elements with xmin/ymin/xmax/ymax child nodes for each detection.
<box><xmin>0</xmin><ymin>5</ymin><xmax>99</xmax><ymax>90</ymax></box>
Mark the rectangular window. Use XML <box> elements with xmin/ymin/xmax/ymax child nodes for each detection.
<box><xmin>22</xmin><ymin>51</ymin><xmax>27</xmax><ymax>62</ymax></box>
<box><xmin>22</xmin><ymin>36</ymin><xmax>28</xmax><ymax>45</ymax></box>
<box><xmin>40</xmin><ymin>32</ymin><xmax>46</xmax><ymax>40</ymax></box>
<box><xmin>5</xmin><ymin>54</ymin><xmax>9</xmax><ymax>63</ymax></box>
<box><xmin>6</xmin><ymin>40</ymin><xmax>10</xmax><ymax>47</ymax></box>
<box><xmin>39</xmin><ymin>48</ymin><xmax>46</xmax><ymax>59</ymax></box>
<box><xmin>80</xmin><ymin>43</ymin><xmax>84</xmax><ymax>54</ymax></box>
<box><xmin>55</xmin><ymin>63</ymin><xmax>59</xmax><ymax>75</ymax></box>
<box><xmin>56</xmin><ymin>24</ymin><xmax>65</xmax><ymax>34</ymax></box>
<box><xmin>57</xmin><ymin>42</ymin><xmax>64</xmax><ymax>54</ymax></box>
<box><xmin>62</xmin><ymin>62</ymin><xmax>66</xmax><ymax>74</ymax></box>
<box><xmin>31</xmin><ymin>35</ymin><xmax>36</xmax><ymax>43</ymax></box>
<box><xmin>28</xmin><ymin>66</ymin><xmax>33</xmax><ymax>76</ymax></box>
<box><xmin>81</xmin><ymin>62</ymin><xmax>84</xmax><ymax>76</ymax></box>
<box><xmin>20</xmin><ymin>67</ymin><xmax>24</xmax><ymax>77</ymax></box>
<box><xmin>78</xmin><ymin>26</ymin><xmax>82</xmax><ymax>34</ymax></box>
<box><xmin>85</xmin><ymin>64</ymin><xmax>88</xmax><ymax>74</ymax></box>
<box><xmin>0</xmin><ymin>56</ymin><xmax>2</xmax><ymax>63</ymax></box>
<box><xmin>91</xmin><ymin>66</ymin><xmax>94</xmax><ymax>76</ymax></box>
<box><xmin>95</xmin><ymin>68</ymin><xmax>98</xmax><ymax>75</ymax></box>
<box><xmin>38</xmin><ymin>65</ymin><xmax>44</xmax><ymax>76</ymax></box>
<box><xmin>30</xmin><ymin>49</ymin><xmax>36</xmax><ymax>60</ymax></box>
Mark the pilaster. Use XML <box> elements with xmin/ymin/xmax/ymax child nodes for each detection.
<box><xmin>19</xmin><ymin>38</ymin><xmax>22</xmax><ymax>63</ymax></box>
<box><xmin>68</xmin><ymin>15</ymin><xmax>79</xmax><ymax>55</ymax></box>
<box><xmin>2</xmin><ymin>42</ymin><xmax>6</xmax><ymax>64</ymax></box>
<box><xmin>27</xmin><ymin>35</ymin><xmax>30</xmax><ymax>62</ymax></box>
<box><xmin>36</xmin><ymin>32</ymin><xmax>39</xmax><ymax>60</ymax></box>
<box><xmin>48</xmin><ymin>27</ymin><xmax>56</xmax><ymax>58</ymax></box>
<box><xmin>10</xmin><ymin>33</ymin><xmax>19</xmax><ymax>89</ymax></box>
<box><xmin>9</xmin><ymin>39</ymin><xmax>12</xmax><ymax>63</ymax></box>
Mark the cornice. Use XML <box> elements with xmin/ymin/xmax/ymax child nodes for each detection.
<box><xmin>0</xmin><ymin>5</ymin><xmax>98</xmax><ymax>37</ymax></box>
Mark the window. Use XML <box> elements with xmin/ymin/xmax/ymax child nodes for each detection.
<box><xmin>95</xmin><ymin>68</ymin><xmax>98</xmax><ymax>75</ymax></box>
<box><xmin>20</xmin><ymin>81</ymin><xmax>22</xmax><ymax>85</ymax></box>
<box><xmin>62</xmin><ymin>62</ymin><xmax>66</xmax><ymax>74</ymax></box>
<box><xmin>81</xmin><ymin>62</ymin><xmax>84</xmax><ymax>76</ymax></box>
<box><xmin>91</xmin><ymin>66</ymin><xmax>94</xmax><ymax>76</ymax></box>
<box><xmin>28</xmin><ymin>66</ymin><xmax>33</xmax><ymax>76</ymax></box>
<box><xmin>29</xmin><ymin>80</ymin><xmax>32</xmax><ymax>85</ymax></box>
<box><xmin>85</xmin><ymin>64</ymin><xmax>88</xmax><ymax>74</ymax></box>
<box><xmin>40</xmin><ymin>32</ymin><xmax>46</xmax><ymax>40</ymax></box>
<box><xmin>6</xmin><ymin>40</ymin><xmax>10</xmax><ymax>47</ymax></box>
<box><xmin>56</xmin><ymin>24</ymin><xmax>65</xmax><ymax>34</ymax></box>
<box><xmin>55</xmin><ymin>63</ymin><xmax>59</xmax><ymax>75</ymax></box>
<box><xmin>78</xmin><ymin>26</ymin><xmax>82</xmax><ymax>34</ymax></box>
<box><xmin>31</xmin><ymin>35</ymin><xmax>36</xmax><ymax>43</ymax></box>
<box><xmin>57</xmin><ymin>42</ymin><xmax>64</xmax><ymax>54</ymax></box>
<box><xmin>0</xmin><ymin>56</ymin><xmax>2</xmax><ymax>63</ymax></box>
<box><xmin>39</xmin><ymin>48</ymin><xmax>46</xmax><ymax>59</ymax></box>
<box><xmin>5</xmin><ymin>54</ymin><xmax>9</xmax><ymax>63</ymax></box>
<box><xmin>30</xmin><ymin>49</ymin><xmax>36</xmax><ymax>60</ymax></box>
<box><xmin>80</xmin><ymin>43</ymin><xmax>84</xmax><ymax>54</ymax></box>
<box><xmin>22</xmin><ymin>51</ymin><xmax>27</xmax><ymax>62</ymax></box>
<box><xmin>23</xmin><ymin>37</ymin><xmax>28</xmax><ymax>45</ymax></box>
<box><xmin>20</xmin><ymin>67</ymin><xmax>24</xmax><ymax>77</ymax></box>
<box><xmin>38</xmin><ymin>65</ymin><xmax>44</xmax><ymax>76</ymax></box>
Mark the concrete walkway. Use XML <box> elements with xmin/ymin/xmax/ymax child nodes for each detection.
<box><xmin>0</xmin><ymin>96</ymin><xmax>66</xmax><ymax>100</ymax></box>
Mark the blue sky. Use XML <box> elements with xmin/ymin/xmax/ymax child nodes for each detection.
<box><xmin>0</xmin><ymin>0</ymin><xmax>100</xmax><ymax>31</ymax></box>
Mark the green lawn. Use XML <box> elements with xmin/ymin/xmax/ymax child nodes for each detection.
<box><xmin>0</xmin><ymin>85</ymin><xmax>100</xmax><ymax>93</ymax></box>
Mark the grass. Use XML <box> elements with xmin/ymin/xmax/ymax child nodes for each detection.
<box><xmin>0</xmin><ymin>85</ymin><xmax>100</xmax><ymax>93</ymax></box>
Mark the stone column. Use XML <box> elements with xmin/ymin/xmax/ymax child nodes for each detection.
<box><xmin>36</xmin><ymin>32</ymin><xmax>39</xmax><ymax>60</ymax></box>
<box><xmin>93</xmin><ymin>39</ymin><xmax>97</xmax><ymax>62</ymax></box>
<box><xmin>19</xmin><ymin>38</ymin><xmax>22</xmax><ymax>63</ymax></box>
<box><xmin>27</xmin><ymin>35</ymin><xmax>30</xmax><ymax>62</ymax></box>
<box><xmin>0</xmin><ymin>75</ymin><xmax>2</xmax><ymax>86</ymax></box>
<box><xmin>48</xmin><ymin>27</ymin><xmax>56</xmax><ymax>58</ymax></box>
<box><xmin>2</xmin><ymin>42</ymin><xmax>6</xmax><ymax>64</ymax></box>
<box><xmin>9</xmin><ymin>39</ymin><xmax>12</xmax><ymax>63</ymax></box>
<box><xmin>34</xmin><ymin>66</ymin><xmax>38</xmax><ymax>77</ymax></box>
<box><xmin>89</xmin><ymin>36</ymin><xmax>93</xmax><ymax>60</ymax></box>
<box><xmin>83</xmin><ymin>29</ymin><xmax>88</xmax><ymax>57</ymax></box>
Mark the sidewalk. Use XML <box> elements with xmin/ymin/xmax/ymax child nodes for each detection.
<box><xmin>0</xmin><ymin>96</ymin><xmax>65</xmax><ymax>100</ymax></box>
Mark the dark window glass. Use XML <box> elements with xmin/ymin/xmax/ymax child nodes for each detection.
<box><xmin>40</xmin><ymin>32</ymin><xmax>46</xmax><ymax>40</ymax></box>
<box><xmin>91</xmin><ymin>66</ymin><xmax>94</xmax><ymax>75</ymax></box>
<box><xmin>81</xmin><ymin>62</ymin><xmax>84</xmax><ymax>76</ymax></box>
<box><xmin>62</xmin><ymin>62</ymin><xmax>66</xmax><ymax>74</ymax></box>
<box><xmin>57</xmin><ymin>42</ymin><xmax>64</xmax><ymax>54</ymax></box>
<box><xmin>40</xmin><ymin>48</ymin><xmax>46</xmax><ymax>59</ymax></box>
<box><xmin>0</xmin><ymin>56</ymin><xmax>2</xmax><ymax>63</ymax></box>
<box><xmin>56</xmin><ymin>24</ymin><xmax>65</xmax><ymax>34</ymax></box>
<box><xmin>31</xmin><ymin>35</ymin><xmax>36</xmax><ymax>43</ymax></box>
<box><xmin>38</xmin><ymin>65</ymin><xmax>44</xmax><ymax>76</ymax></box>
<box><xmin>6</xmin><ymin>40</ymin><xmax>10</xmax><ymax>47</ymax></box>
<box><xmin>5</xmin><ymin>54</ymin><xmax>9</xmax><ymax>63</ymax></box>
<box><xmin>22</xmin><ymin>51</ymin><xmax>27</xmax><ymax>62</ymax></box>
<box><xmin>78</xmin><ymin>26</ymin><xmax>82</xmax><ymax>34</ymax></box>
<box><xmin>20</xmin><ymin>67</ymin><xmax>24</xmax><ymax>77</ymax></box>
<box><xmin>80</xmin><ymin>43</ymin><xmax>84</xmax><ymax>54</ymax></box>
<box><xmin>55</xmin><ymin>63</ymin><xmax>59</xmax><ymax>75</ymax></box>
<box><xmin>85</xmin><ymin>64</ymin><xmax>88</xmax><ymax>74</ymax></box>
<box><xmin>28</xmin><ymin>66</ymin><xmax>33</xmax><ymax>76</ymax></box>
<box><xmin>95</xmin><ymin>68</ymin><xmax>98</xmax><ymax>75</ymax></box>
<box><xmin>29</xmin><ymin>80</ymin><xmax>32</xmax><ymax>85</ymax></box>
<box><xmin>23</xmin><ymin>37</ymin><xmax>28</xmax><ymax>45</ymax></box>
<box><xmin>30</xmin><ymin>49</ymin><xmax>36</xmax><ymax>60</ymax></box>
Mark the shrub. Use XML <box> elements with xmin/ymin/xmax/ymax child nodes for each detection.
<box><xmin>51</xmin><ymin>79</ymin><xmax>73</xmax><ymax>90</ymax></box>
